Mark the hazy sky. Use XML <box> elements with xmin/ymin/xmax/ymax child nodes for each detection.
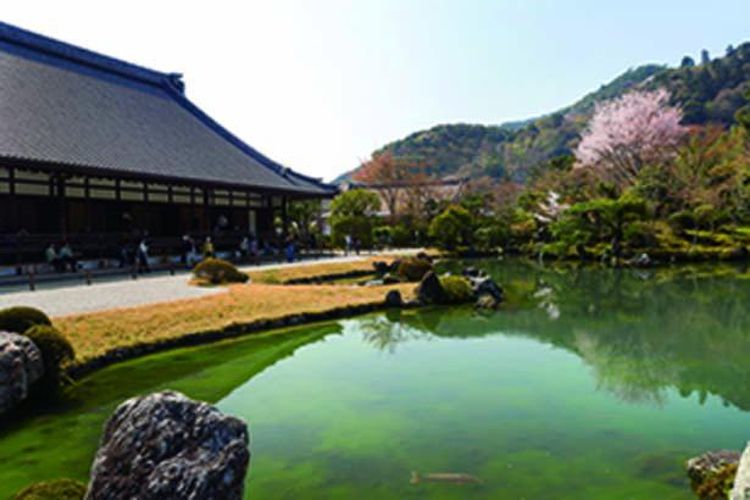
<box><xmin>4</xmin><ymin>1</ymin><xmax>750</xmax><ymax>180</ymax></box>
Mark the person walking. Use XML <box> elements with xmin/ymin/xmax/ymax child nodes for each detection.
<box><xmin>136</xmin><ymin>238</ymin><xmax>151</xmax><ymax>273</ymax></box>
<box><xmin>202</xmin><ymin>236</ymin><xmax>215</xmax><ymax>259</ymax></box>
<box><xmin>180</xmin><ymin>234</ymin><xmax>194</xmax><ymax>268</ymax></box>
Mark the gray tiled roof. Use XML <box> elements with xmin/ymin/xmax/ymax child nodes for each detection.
<box><xmin>0</xmin><ymin>22</ymin><xmax>334</xmax><ymax>196</ymax></box>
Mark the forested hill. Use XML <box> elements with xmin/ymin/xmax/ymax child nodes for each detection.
<box><xmin>336</xmin><ymin>43</ymin><xmax>750</xmax><ymax>183</ymax></box>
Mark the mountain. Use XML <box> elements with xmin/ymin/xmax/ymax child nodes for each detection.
<box><xmin>337</xmin><ymin>43</ymin><xmax>750</xmax><ymax>184</ymax></box>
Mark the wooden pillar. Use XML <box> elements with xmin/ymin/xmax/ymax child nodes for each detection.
<box><xmin>9</xmin><ymin>167</ymin><xmax>17</xmax><ymax>231</ymax></box>
<box><xmin>202</xmin><ymin>187</ymin><xmax>211</xmax><ymax>233</ymax></box>
<box><xmin>281</xmin><ymin>195</ymin><xmax>289</xmax><ymax>237</ymax></box>
<box><xmin>9</xmin><ymin>167</ymin><xmax>19</xmax><ymax>266</ymax></box>
<box><xmin>57</xmin><ymin>174</ymin><xmax>68</xmax><ymax>239</ymax></box>
<box><xmin>84</xmin><ymin>176</ymin><xmax>92</xmax><ymax>232</ymax></box>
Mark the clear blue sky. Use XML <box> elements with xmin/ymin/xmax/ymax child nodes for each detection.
<box><xmin>4</xmin><ymin>1</ymin><xmax>750</xmax><ymax>180</ymax></box>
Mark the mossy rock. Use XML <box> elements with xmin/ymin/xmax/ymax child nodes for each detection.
<box><xmin>439</xmin><ymin>275</ymin><xmax>474</xmax><ymax>304</ymax></box>
<box><xmin>694</xmin><ymin>462</ymin><xmax>737</xmax><ymax>499</ymax></box>
<box><xmin>14</xmin><ymin>478</ymin><xmax>86</xmax><ymax>499</ymax></box>
<box><xmin>397</xmin><ymin>258</ymin><xmax>433</xmax><ymax>282</ymax></box>
<box><xmin>0</xmin><ymin>306</ymin><xmax>51</xmax><ymax>334</ymax></box>
<box><xmin>24</xmin><ymin>325</ymin><xmax>75</xmax><ymax>388</ymax></box>
<box><xmin>193</xmin><ymin>258</ymin><xmax>249</xmax><ymax>285</ymax></box>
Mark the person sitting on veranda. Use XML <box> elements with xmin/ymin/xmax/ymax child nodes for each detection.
<box><xmin>59</xmin><ymin>242</ymin><xmax>77</xmax><ymax>272</ymax></box>
<box><xmin>45</xmin><ymin>243</ymin><xmax>65</xmax><ymax>272</ymax></box>
<box><xmin>202</xmin><ymin>237</ymin><xmax>215</xmax><ymax>259</ymax></box>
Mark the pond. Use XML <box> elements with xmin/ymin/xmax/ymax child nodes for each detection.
<box><xmin>2</xmin><ymin>259</ymin><xmax>750</xmax><ymax>498</ymax></box>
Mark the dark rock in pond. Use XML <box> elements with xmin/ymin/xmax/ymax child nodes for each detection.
<box><xmin>417</xmin><ymin>271</ymin><xmax>447</xmax><ymax>305</ymax></box>
<box><xmin>0</xmin><ymin>331</ymin><xmax>44</xmax><ymax>415</ymax></box>
<box><xmin>416</xmin><ymin>251</ymin><xmax>432</xmax><ymax>262</ymax></box>
<box><xmin>86</xmin><ymin>390</ymin><xmax>250</xmax><ymax>500</ymax></box>
<box><xmin>475</xmin><ymin>293</ymin><xmax>501</xmax><ymax>310</ymax></box>
<box><xmin>385</xmin><ymin>290</ymin><xmax>403</xmax><ymax>307</ymax></box>
<box><xmin>686</xmin><ymin>449</ymin><xmax>740</xmax><ymax>487</ymax></box>
<box><xmin>372</xmin><ymin>261</ymin><xmax>389</xmax><ymax>275</ymax></box>
<box><xmin>462</xmin><ymin>266</ymin><xmax>481</xmax><ymax>278</ymax></box>
<box><xmin>382</xmin><ymin>273</ymin><xmax>401</xmax><ymax>285</ymax></box>
<box><xmin>468</xmin><ymin>276</ymin><xmax>504</xmax><ymax>303</ymax></box>
<box><xmin>388</xmin><ymin>259</ymin><xmax>402</xmax><ymax>273</ymax></box>
<box><xmin>732</xmin><ymin>443</ymin><xmax>750</xmax><ymax>500</ymax></box>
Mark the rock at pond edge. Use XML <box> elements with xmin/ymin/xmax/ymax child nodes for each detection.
<box><xmin>385</xmin><ymin>290</ymin><xmax>403</xmax><ymax>307</ymax></box>
<box><xmin>86</xmin><ymin>390</ymin><xmax>249</xmax><ymax>500</ymax></box>
<box><xmin>416</xmin><ymin>271</ymin><xmax>446</xmax><ymax>305</ymax></box>
<box><xmin>687</xmin><ymin>449</ymin><xmax>740</xmax><ymax>489</ymax></box>
<box><xmin>0</xmin><ymin>331</ymin><xmax>44</xmax><ymax>415</ymax></box>
<box><xmin>732</xmin><ymin>442</ymin><xmax>750</xmax><ymax>500</ymax></box>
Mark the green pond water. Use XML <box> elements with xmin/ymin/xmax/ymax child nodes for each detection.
<box><xmin>3</xmin><ymin>260</ymin><xmax>750</xmax><ymax>498</ymax></box>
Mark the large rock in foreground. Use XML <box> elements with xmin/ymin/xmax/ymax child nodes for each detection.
<box><xmin>86</xmin><ymin>391</ymin><xmax>250</xmax><ymax>500</ymax></box>
<box><xmin>0</xmin><ymin>331</ymin><xmax>44</xmax><ymax>414</ymax></box>
<box><xmin>732</xmin><ymin>443</ymin><xmax>750</xmax><ymax>500</ymax></box>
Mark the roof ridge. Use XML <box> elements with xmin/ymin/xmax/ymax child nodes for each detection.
<box><xmin>0</xmin><ymin>20</ymin><xmax>334</xmax><ymax>194</ymax></box>
<box><xmin>162</xmin><ymin>83</ymin><xmax>334</xmax><ymax>192</ymax></box>
<box><xmin>0</xmin><ymin>21</ymin><xmax>181</xmax><ymax>90</ymax></box>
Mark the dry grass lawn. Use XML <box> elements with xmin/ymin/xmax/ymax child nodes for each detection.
<box><xmin>56</xmin><ymin>263</ymin><xmax>415</xmax><ymax>363</ymax></box>
<box><xmin>246</xmin><ymin>256</ymin><xmax>384</xmax><ymax>283</ymax></box>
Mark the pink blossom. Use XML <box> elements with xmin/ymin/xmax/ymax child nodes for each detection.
<box><xmin>575</xmin><ymin>89</ymin><xmax>687</xmax><ymax>186</ymax></box>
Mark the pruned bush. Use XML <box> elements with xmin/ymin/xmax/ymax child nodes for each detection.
<box><xmin>14</xmin><ymin>478</ymin><xmax>86</xmax><ymax>500</ymax></box>
<box><xmin>193</xmin><ymin>258</ymin><xmax>249</xmax><ymax>285</ymax></box>
<box><xmin>24</xmin><ymin>325</ymin><xmax>75</xmax><ymax>388</ymax></box>
<box><xmin>397</xmin><ymin>257</ymin><xmax>433</xmax><ymax>282</ymax></box>
<box><xmin>439</xmin><ymin>275</ymin><xmax>474</xmax><ymax>304</ymax></box>
<box><xmin>0</xmin><ymin>306</ymin><xmax>51</xmax><ymax>334</ymax></box>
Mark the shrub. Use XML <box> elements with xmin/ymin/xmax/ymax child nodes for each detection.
<box><xmin>329</xmin><ymin>189</ymin><xmax>380</xmax><ymax>248</ymax></box>
<box><xmin>24</xmin><ymin>325</ymin><xmax>75</xmax><ymax>388</ymax></box>
<box><xmin>0</xmin><ymin>306</ymin><xmax>51</xmax><ymax>334</ymax></box>
<box><xmin>439</xmin><ymin>275</ymin><xmax>474</xmax><ymax>304</ymax></box>
<box><xmin>15</xmin><ymin>478</ymin><xmax>87</xmax><ymax>500</ymax></box>
<box><xmin>397</xmin><ymin>257</ymin><xmax>433</xmax><ymax>282</ymax></box>
<box><xmin>428</xmin><ymin>205</ymin><xmax>473</xmax><ymax>250</ymax></box>
<box><xmin>372</xmin><ymin>226</ymin><xmax>393</xmax><ymax>247</ymax></box>
<box><xmin>193</xmin><ymin>258</ymin><xmax>249</xmax><ymax>285</ymax></box>
<box><xmin>391</xmin><ymin>224</ymin><xmax>413</xmax><ymax>248</ymax></box>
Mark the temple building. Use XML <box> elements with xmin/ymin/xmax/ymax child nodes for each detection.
<box><xmin>0</xmin><ymin>22</ymin><xmax>335</xmax><ymax>265</ymax></box>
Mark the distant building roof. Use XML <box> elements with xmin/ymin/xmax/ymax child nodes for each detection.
<box><xmin>0</xmin><ymin>22</ymin><xmax>335</xmax><ymax>196</ymax></box>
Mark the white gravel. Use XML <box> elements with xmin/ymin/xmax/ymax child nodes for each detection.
<box><xmin>0</xmin><ymin>253</ymin><xmax>413</xmax><ymax>317</ymax></box>
<box><xmin>0</xmin><ymin>274</ymin><xmax>224</xmax><ymax>317</ymax></box>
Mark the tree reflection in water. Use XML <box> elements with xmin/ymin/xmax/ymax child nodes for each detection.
<box><xmin>363</xmin><ymin>259</ymin><xmax>750</xmax><ymax>411</ymax></box>
<box><xmin>359</xmin><ymin>309</ymin><xmax>432</xmax><ymax>353</ymax></box>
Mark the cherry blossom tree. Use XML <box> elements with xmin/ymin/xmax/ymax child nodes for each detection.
<box><xmin>575</xmin><ymin>89</ymin><xmax>687</xmax><ymax>187</ymax></box>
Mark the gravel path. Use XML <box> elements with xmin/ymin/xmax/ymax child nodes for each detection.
<box><xmin>0</xmin><ymin>254</ymin><xmax>395</xmax><ymax>317</ymax></box>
